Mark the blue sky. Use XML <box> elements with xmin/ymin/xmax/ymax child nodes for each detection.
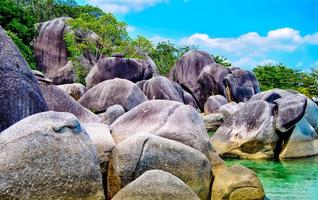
<box><xmin>76</xmin><ymin>0</ymin><xmax>318</xmax><ymax>70</ymax></box>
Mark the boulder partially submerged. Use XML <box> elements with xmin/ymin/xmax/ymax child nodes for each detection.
<box><xmin>211</xmin><ymin>89</ymin><xmax>318</xmax><ymax>160</ymax></box>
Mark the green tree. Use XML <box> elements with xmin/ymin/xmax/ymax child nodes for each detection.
<box><xmin>213</xmin><ymin>55</ymin><xmax>232</xmax><ymax>67</ymax></box>
<box><xmin>0</xmin><ymin>0</ymin><xmax>37</xmax><ymax>68</ymax></box>
<box><xmin>253</xmin><ymin>63</ymin><xmax>318</xmax><ymax>97</ymax></box>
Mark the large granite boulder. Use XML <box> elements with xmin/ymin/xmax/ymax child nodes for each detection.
<box><xmin>0</xmin><ymin>26</ymin><xmax>48</xmax><ymax>132</ymax></box>
<box><xmin>274</xmin><ymin>94</ymin><xmax>307</xmax><ymax>133</ymax></box>
<box><xmin>279</xmin><ymin>99</ymin><xmax>318</xmax><ymax>159</ymax></box>
<box><xmin>211</xmin><ymin>100</ymin><xmax>278</xmax><ymax>159</ymax></box>
<box><xmin>212</xmin><ymin>89</ymin><xmax>318</xmax><ymax>160</ymax></box>
<box><xmin>98</xmin><ymin>104</ymin><xmax>126</xmax><ymax>125</ymax></box>
<box><xmin>79</xmin><ymin>78</ymin><xmax>148</xmax><ymax>113</ymax></box>
<box><xmin>34</xmin><ymin>17</ymin><xmax>99</xmax><ymax>84</ymax></box>
<box><xmin>168</xmin><ymin>50</ymin><xmax>215</xmax><ymax>109</ymax></box>
<box><xmin>212</xmin><ymin>165</ymin><xmax>265</xmax><ymax>200</ymax></box>
<box><xmin>57</xmin><ymin>83</ymin><xmax>86</xmax><ymax>100</ymax></box>
<box><xmin>204</xmin><ymin>95</ymin><xmax>228</xmax><ymax>115</ymax></box>
<box><xmin>224</xmin><ymin>67</ymin><xmax>260</xmax><ymax>102</ymax></box>
<box><xmin>136</xmin><ymin>76</ymin><xmax>184</xmax><ymax>103</ymax></box>
<box><xmin>107</xmin><ymin>133</ymin><xmax>212</xmax><ymax>200</ymax></box>
<box><xmin>112</xmin><ymin>170</ymin><xmax>200</xmax><ymax>200</ymax></box>
<box><xmin>111</xmin><ymin>100</ymin><xmax>214</xmax><ymax>158</ymax></box>
<box><xmin>168</xmin><ymin>50</ymin><xmax>259</xmax><ymax>110</ymax></box>
<box><xmin>0</xmin><ymin>112</ymin><xmax>104</xmax><ymax>199</ymax></box>
<box><xmin>198</xmin><ymin>63</ymin><xmax>230</xmax><ymax>101</ymax></box>
<box><xmin>39</xmin><ymin>82</ymin><xmax>100</xmax><ymax>123</ymax></box>
<box><xmin>86</xmin><ymin>56</ymin><xmax>154</xmax><ymax>89</ymax></box>
<box><xmin>34</xmin><ymin>17</ymin><xmax>73</xmax><ymax>84</ymax></box>
<box><xmin>82</xmin><ymin>123</ymin><xmax>116</xmax><ymax>196</ymax></box>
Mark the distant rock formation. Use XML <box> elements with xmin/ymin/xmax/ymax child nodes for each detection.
<box><xmin>34</xmin><ymin>17</ymin><xmax>99</xmax><ymax>84</ymax></box>
<box><xmin>0</xmin><ymin>26</ymin><xmax>48</xmax><ymax>132</ymax></box>
<box><xmin>168</xmin><ymin>50</ymin><xmax>260</xmax><ymax>110</ymax></box>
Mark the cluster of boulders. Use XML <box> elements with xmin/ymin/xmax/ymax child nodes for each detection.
<box><xmin>2</xmin><ymin>17</ymin><xmax>318</xmax><ymax>199</ymax></box>
<box><xmin>211</xmin><ymin>89</ymin><xmax>318</xmax><ymax>160</ymax></box>
<box><xmin>0</xmin><ymin>23</ymin><xmax>268</xmax><ymax>199</ymax></box>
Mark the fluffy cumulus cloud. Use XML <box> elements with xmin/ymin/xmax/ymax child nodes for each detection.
<box><xmin>180</xmin><ymin>28</ymin><xmax>318</xmax><ymax>55</ymax></box>
<box><xmin>86</xmin><ymin>0</ymin><xmax>168</xmax><ymax>14</ymax></box>
<box><xmin>179</xmin><ymin>28</ymin><xmax>318</xmax><ymax>68</ymax></box>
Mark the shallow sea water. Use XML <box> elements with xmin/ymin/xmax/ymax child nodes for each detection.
<box><xmin>225</xmin><ymin>157</ymin><xmax>318</xmax><ymax>200</ymax></box>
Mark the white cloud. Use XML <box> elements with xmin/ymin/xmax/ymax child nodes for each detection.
<box><xmin>179</xmin><ymin>28</ymin><xmax>318</xmax><ymax>57</ymax></box>
<box><xmin>127</xmin><ymin>26</ymin><xmax>136</xmax><ymax>33</ymax></box>
<box><xmin>232</xmin><ymin>57</ymin><xmax>278</xmax><ymax>70</ymax></box>
<box><xmin>86</xmin><ymin>0</ymin><xmax>168</xmax><ymax>14</ymax></box>
<box><xmin>150</xmin><ymin>35</ymin><xmax>174</xmax><ymax>43</ymax></box>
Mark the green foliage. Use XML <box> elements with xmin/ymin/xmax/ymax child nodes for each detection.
<box><xmin>253</xmin><ymin>64</ymin><xmax>318</xmax><ymax>97</ymax></box>
<box><xmin>6</xmin><ymin>30</ymin><xmax>36</xmax><ymax>69</ymax></box>
<box><xmin>213</xmin><ymin>55</ymin><xmax>232</xmax><ymax>67</ymax></box>
<box><xmin>150</xmin><ymin>41</ymin><xmax>191</xmax><ymax>76</ymax></box>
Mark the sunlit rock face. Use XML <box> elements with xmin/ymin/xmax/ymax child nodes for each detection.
<box><xmin>0</xmin><ymin>112</ymin><xmax>105</xmax><ymax>199</ymax></box>
<box><xmin>85</xmin><ymin>56</ymin><xmax>154</xmax><ymax>89</ymax></box>
<box><xmin>34</xmin><ymin>17</ymin><xmax>72</xmax><ymax>84</ymax></box>
<box><xmin>107</xmin><ymin>133</ymin><xmax>212</xmax><ymax>200</ymax></box>
<box><xmin>0</xmin><ymin>26</ymin><xmax>48</xmax><ymax>132</ymax></box>
<box><xmin>34</xmin><ymin>17</ymin><xmax>99</xmax><ymax>84</ymax></box>
<box><xmin>112</xmin><ymin>170</ymin><xmax>201</xmax><ymax>200</ymax></box>
<box><xmin>211</xmin><ymin>89</ymin><xmax>318</xmax><ymax>160</ymax></box>
<box><xmin>79</xmin><ymin>78</ymin><xmax>148</xmax><ymax>113</ymax></box>
<box><xmin>168</xmin><ymin>50</ymin><xmax>259</xmax><ymax>111</ymax></box>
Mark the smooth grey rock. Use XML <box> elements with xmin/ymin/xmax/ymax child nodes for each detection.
<box><xmin>39</xmin><ymin>82</ymin><xmax>100</xmax><ymax>123</ymax></box>
<box><xmin>57</xmin><ymin>83</ymin><xmax>86</xmax><ymax>100</ymax></box>
<box><xmin>274</xmin><ymin>94</ymin><xmax>307</xmax><ymax>133</ymax></box>
<box><xmin>34</xmin><ymin>17</ymin><xmax>74</xmax><ymax>84</ymax></box>
<box><xmin>218</xmin><ymin>102</ymin><xmax>243</xmax><ymax>120</ymax></box>
<box><xmin>211</xmin><ymin>101</ymin><xmax>278</xmax><ymax>159</ymax></box>
<box><xmin>111</xmin><ymin>100</ymin><xmax>224</xmax><ymax>174</ymax></box>
<box><xmin>0</xmin><ymin>111</ymin><xmax>104</xmax><ymax>199</ymax></box>
<box><xmin>224</xmin><ymin>67</ymin><xmax>260</xmax><ymax>102</ymax></box>
<box><xmin>204</xmin><ymin>95</ymin><xmax>228</xmax><ymax>115</ymax></box>
<box><xmin>82</xmin><ymin>123</ymin><xmax>116</xmax><ymax>196</ymax></box>
<box><xmin>136</xmin><ymin>76</ymin><xmax>184</xmax><ymax>103</ymax></box>
<box><xmin>203</xmin><ymin>113</ymin><xmax>224</xmax><ymax>132</ymax></box>
<box><xmin>168</xmin><ymin>50</ymin><xmax>216</xmax><ymax>110</ymax></box>
<box><xmin>107</xmin><ymin>133</ymin><xmax>212</xmax><ymax>200</ymax></box>
<box><xmin>79</xmin><ymin>78</ymin><xmax>148</xmax><ymax>113</ymax></box>
<box><xmin>99</xmin><ymin>105</ymin><xmax>125</xmax><ymax>125</ymax></box>
<box><xmin>86</xmin><ymin>56</ymin><xmax>153</xmax><ymax>89</ymax></box>
<box><xmin>112</xmin><ymin>170</ymin><xmax>200</xmax><ymax>200</ymax></box>
<box><xmin>279</xmin><ymin>99</ymin><xmax>318</xmax><ymax>159</ymax></box>
<box><xmin>0</xmin><ymin>26</ymin><xmax>48</xmax><ymax>132</ymax></box>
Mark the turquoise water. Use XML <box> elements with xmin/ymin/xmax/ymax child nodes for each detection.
<box><xmin>225</xmin><ymin>157</ymin><xmax>318</xmax><ymax>200</ymax></box>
